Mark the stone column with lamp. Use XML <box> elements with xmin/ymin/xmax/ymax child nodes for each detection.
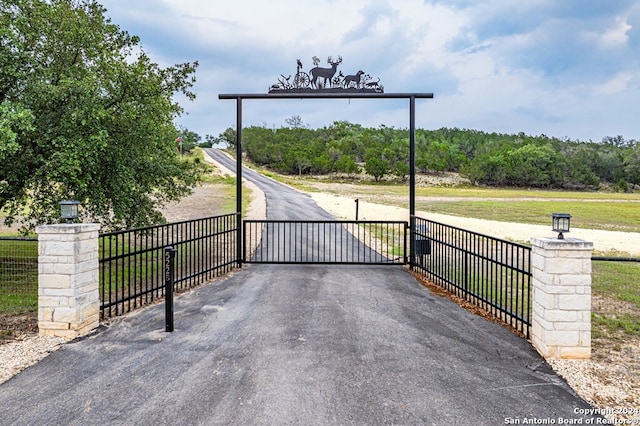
<box><xmin>36</xmin><ymin>201</ymin><xmax>100</xmax><ymax>338</ymax></box>
<box><xmin>530</xmin><ymin>214</ymin><xmax>593</xmax><ymax>359</ymax></box>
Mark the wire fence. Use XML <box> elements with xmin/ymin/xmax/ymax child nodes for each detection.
<box><xmin>591</xmin><ymin>257</ymin><xmax>640</xmax><ymax>305</ymax></box>
<box><xmin>0</xmin><ymin>237</ymin><xmax>39</xmax><ymax>315</ymax></box>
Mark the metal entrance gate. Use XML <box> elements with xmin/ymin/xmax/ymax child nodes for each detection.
<box><xmin>243</xmin><ymin>220</ymin><xmax>408</xmax><ymax>265</ymax></box>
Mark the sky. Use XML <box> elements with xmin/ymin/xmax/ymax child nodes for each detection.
<box><xmin>98</xmin><ymin>0</ymin><xmax>640</xmax><ymax>142</ymax></box>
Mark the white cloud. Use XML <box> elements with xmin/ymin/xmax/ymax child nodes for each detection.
<box><xmin>594</xmin><ymin>72</ymin><xmax>634</xmax><ymax>96</ymax></box>
<box><xmin>98</xmin><ymin>0</ymin><xmax>640</xmax><ymax>141</ymax></box>
<box><xmin>160</xmin><ymin>0</ymin><xmax>364</xmax><ymax>49</ymax></box>
<box><xmin>597</xmin><ymin>16</ymin><xmax>632</xmax><ymax>47</ymax></box>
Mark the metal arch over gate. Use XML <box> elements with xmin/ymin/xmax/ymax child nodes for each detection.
<box><xmin>219</xmin><ymin>59</ymin><xmax>433</xmax><ymax>265</ymax></box>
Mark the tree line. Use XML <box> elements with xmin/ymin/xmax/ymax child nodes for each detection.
<box><xmin>209</xmin><ymin>120</ymin><xmax>639</xmax><ymax>191</ymax></box>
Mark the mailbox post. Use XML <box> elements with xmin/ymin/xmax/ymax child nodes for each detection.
<box><xmin>164</xmin><ymin>246</ymin><xmax>177</xmax><ymax>332</ymax></box>
<box><xmin>415</xmin><ymin>224</ymin><xmax>431</xmax><ymax>266</ymax></box>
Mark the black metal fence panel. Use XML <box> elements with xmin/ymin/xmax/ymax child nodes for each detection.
<box><xmin>244</xmin><ymin>220</ymin><xmax>407</xmax><ymax>265</ymax></box>
<box><xmin>0</xmin><ymin>237</ymin><xmax>38</xmax><ymax>315</ymax></box>
<box><xmin>99</xmin><ymin>213</ymin><xmax>239</xmax><ymax>319</ymax></box>
<box><xmin>412</xmin><ymin>216</ymin><xmax>531</xmax><ymax>337</ymax></box>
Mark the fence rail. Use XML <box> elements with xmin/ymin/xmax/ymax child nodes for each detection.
<box><xmin>0</xmin><ymin>237</ymin><xmax>38</xmax><ymax>315</ymax></box>
<box><xmin>591</xmin><ymin>256</ymin><xmax>640</xmax><ymax>262</ymax></box>
<box><xmin>99</xmin><ymin>213</ymin><xmax>239</xmax><ymax>319</ymax></box>
<box><xmin>412</xmin><ymin>216</ymin><xmax>532</xmax><ymax>337</ymax></box>
<box><xmin>244</xmin><ymin>220</ymin><xmax>407</xmax><ymax>264</ymax></box>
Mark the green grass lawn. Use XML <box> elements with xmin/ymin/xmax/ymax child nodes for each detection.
<box><xmin>419</xmin><ymin>199</ymin><xmax>640</xmax><ymax>232</ymax></box>
<box><xmin>592</xmin><ymin>261</ymin><xmax>640</xmax><ymax>339</ymax></box>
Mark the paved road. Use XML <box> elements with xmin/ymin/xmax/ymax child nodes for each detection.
<box><xmin>205</xmin><ymin>148</ymin><xmax>335</xmax><ymax>221</ymax></box>
<box><xmin>207</xmin><ymin>149</ymin><xmax>393</xmax><ymax>264</ymax></box>
<box><xmin>0</xmin><ymin>150</ymin><xmax>599</xmax><ymax>425</ymax></box>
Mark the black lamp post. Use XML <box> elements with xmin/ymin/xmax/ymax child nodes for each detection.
<box><xmin>552</xmin><ymin>213</ymin><xmax>571</xmax><ymax>240</ymax></box>
<box><xmin>60</xmin><ymin>200</ymin><xmax>80</xmax><ymax>224</ymax></box>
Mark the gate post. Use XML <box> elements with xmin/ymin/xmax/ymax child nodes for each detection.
<box><xmin>409</xmin><ymin>95</ymin><xmax>416</xmax><ymax>266</ymax></box>
<box><xmin>236</xmin><ymin>97</ymin><xmax>243</xmax><ymax>267</ymax></box>
<box><xmin>36</xmin><ymin>223</ymin><xmax>100</xmax><ymax>338</ymax></box>
<box><xmin>530</xmin><ymin>237</ymin><xmax>593</xmax><ymax>359</ymax></box>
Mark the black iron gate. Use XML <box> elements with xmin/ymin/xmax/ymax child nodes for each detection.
<box><xmin>243</xmin><ymin>220</ymin><xmax>407</xmax><ymax>265</ymax></box>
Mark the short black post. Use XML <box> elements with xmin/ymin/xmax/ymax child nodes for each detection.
<box><xmin>355</xmin><ymin>198</ymin><xmax>359</xmax><ymax>221</ymax></box>
<box><xmin>164</xmin><ymin>246</ymin><xmax>176</xmax><ymax>332</ymax></box>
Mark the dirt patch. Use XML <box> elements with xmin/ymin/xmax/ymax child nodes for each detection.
<box><xmin>0</xmin><ymin>217</ymin><xmax>22</xmax><ymax>235</ymax></box>
<box><xmin>592</xmin><ymin>294</ymin><xmax>640</xmax><ymax>317</ymax></box>
<box><xmin>0</xmin><ymin>313</ymin><xmax>38</xmax><ymax>343</ymax></box>
<box><xmin>160</xmin><ymin>183</ymin><xmax>233</xmax><ymax>222</ymax></box>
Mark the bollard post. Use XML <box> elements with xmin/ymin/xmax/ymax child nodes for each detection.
<box><xmin>355</xmin><ymin>198</ymin><xmax>359</xmax><ymax>221</ymax></box>
<box><xmin>164</xmin><ymin>246</ymin><xmax>177</xmax><ymax>332</ymax></box>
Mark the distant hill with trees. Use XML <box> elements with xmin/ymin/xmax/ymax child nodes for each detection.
<box><xmin>217</xmin><ymin>118</ymin><xmax>638</xmax><ymax>191</ymax></box>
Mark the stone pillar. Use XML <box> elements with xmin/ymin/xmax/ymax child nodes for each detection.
<box><xmin>36</xmin><ymin>224</ymin><xmax>100</xmax><ymax>338</ymax></box>
<box><xmin>530</xmin><ymin>237</ymin><xmax>593</xmax><ymax>359</ymax></box>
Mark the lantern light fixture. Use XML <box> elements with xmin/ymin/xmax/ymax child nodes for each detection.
<box><xmin>60</xmin><ymin>200</ymin><xmax>80</xmax><ymax>224</ymax></box>
<box><xmin>551</xmin><ymin>213</ymin><xmax>571</xmax><ymax>240</ymax></box>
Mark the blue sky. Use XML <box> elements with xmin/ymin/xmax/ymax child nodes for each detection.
<box><xmin>98</xmin><ymin>0</ymin><xmax>640</xmax><ymax>142</ymax></box>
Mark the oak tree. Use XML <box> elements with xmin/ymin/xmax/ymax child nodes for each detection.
<box><xmin>0</xmin><ymin>0</ymin><xmax>201</xmax><ymax>232</ymax></box>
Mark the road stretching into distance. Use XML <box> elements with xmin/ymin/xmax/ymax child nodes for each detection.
<box><xmin>0</xmin><ymin>149</ymin><xmax>599</xmax><ymax>425</ymax></box>
<box><xmin>205</xmin><ymin>148</ymin><xmax>336</xmax><ymax>221</ymax></box>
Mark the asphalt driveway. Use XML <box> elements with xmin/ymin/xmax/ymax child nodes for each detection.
<box><xmin>1</xmin><ymin>262</ymin><xmax>598</xmax><ymax>425</ymax></box>
<box><xmin>0</xmin><ymin>149</ymin><xmax>600</xmax><ymax>424</ymax></box>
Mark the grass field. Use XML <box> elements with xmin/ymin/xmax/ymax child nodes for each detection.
<box><xmin>592</xmin><ymin>261</ymin><xmax>640</xmax><ymax>339</ymax></box>
<box><xmin>279</xmin><ymin>175</ymin><xmax>640</xmax><ymax>233</ymax></box>
<box><xmin>419</xmin><ymin>200</ymin><xmax>640</xmax><ymax>232</ymax></box>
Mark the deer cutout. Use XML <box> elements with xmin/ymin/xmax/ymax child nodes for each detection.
<box><xmin>310</xmin><ymin>56</ymin><xmax>342</xmax><ymax>89</ymax></box>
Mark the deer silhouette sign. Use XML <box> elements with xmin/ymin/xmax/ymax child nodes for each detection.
<box><xmin>268</xmin><ymin>56</ymin><xmax>384</xmax><ymax>93</ymax></box>
<box><xmin>309</xmin><ymin>56</ymin><xmax>342</xmax><ymax>89</ymax></box>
